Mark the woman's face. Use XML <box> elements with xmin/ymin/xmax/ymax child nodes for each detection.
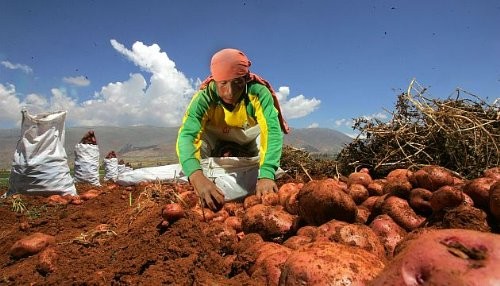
<box><xmin>215</xmin><ymin>76</ymin><xmax>247</xmax><ymax>106</ymax></box>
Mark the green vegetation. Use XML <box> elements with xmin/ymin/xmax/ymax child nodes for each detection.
<box><xmin>0</xmin><ymin>170</ymin><xmax>9</xmax><ymax>188</ymax></box>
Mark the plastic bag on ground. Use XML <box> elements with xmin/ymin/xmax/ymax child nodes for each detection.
<box><xmin>6</xmin><ymin>110</ymin><xmax>77</xmax><ymax>197</ymax></box>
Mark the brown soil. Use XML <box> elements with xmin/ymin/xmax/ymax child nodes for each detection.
<box><xmin>0</xmin><ymin>182</ymin><xmax>260</xmax><ymax>285</ymax></box>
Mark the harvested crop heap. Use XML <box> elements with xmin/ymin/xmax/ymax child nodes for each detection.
<box><xmin>337</xmin><ymin>79</ymin><xmax>500</xmax><ymax>179</ymax></box>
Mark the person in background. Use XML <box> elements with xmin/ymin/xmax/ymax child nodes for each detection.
<box><xmin>176</xmin><ymin>48</ymin><xmax>289</xmax><ymax>210</ymax></box>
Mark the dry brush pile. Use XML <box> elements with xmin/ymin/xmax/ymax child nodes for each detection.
<box><xmin>336</xmin><ymin>80</ymin><xmax>499</xmax><ymax>179</ymax></box>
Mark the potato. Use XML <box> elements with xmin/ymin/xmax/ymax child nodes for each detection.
<box><xmin>463</xmin><ymin>177</ymin><xmax>497</xmax><ymax>211</ymax></box>
<box><xmin>490</xmin><ymin>181</ymin><xmax>500</xmax><ymax>223</ymax></box>
<box><xmin>314</xmin><ymin>220</ymin><xmax>386</xmax><ymax>259</ymax></box>
<box><xmin>367</xmin><ymin>179</ymin><xmax>386</xmax><ymax>196</ymax></box>
<box><xmin>408</xmin><ymin>187</ymin><xmax>433</xmax><ymax>215</ymax></box>
<box><xmin>381</xmin><ymin>196</ymin><xmax>425</xmax><ymax>231</ymax></box>
<box><xmin>356</xmin><ymin>206</ymin><xmax>371</xmax><ymax>224</ymax></box>
<box><xmin>243</xmin><ymin>195</ymin><xmax>261</xmax><ymax>209</ymax></box>
<box><xmin>386</xmin><ymin>168</ymin><xmax>413</xmax><ymax>182</ymax></box>
<box><xmin>10</xmin><ymin>232</ymin><xmax>56</xmax><ymax>259</ymax></box>
<box><xmin>429</xmin><ymin>185</ymin><xmax>464</xmax><ymax>212</ymax></box>
<box><xmin>251</xmin><ymin>247</ymin><xmax>292</xmax><ymax>286</ymax></box>
<box><xmin>382</xmin><ymin>178</ymin><xmax>413</xmax><ymax>198</ymax></box>
<box><xmin>370</xmin><ymin>229</ymin><xmax>500</xmax><ymax>286</ymax></box>
<box><xmin>347</xmin><ymin>183</ymin><xmax>369</xmax><ymax>204</ymax></box>
<box><xmin>369</xmin><ymin>214</ymin><xmax>407</xmax><ymax>259</ymax></box>
<box><xmin>277</xmin><ymin>182</ymin><xmax>302</xmax><ymax>207</ymax></box>
<box><xmin>161</xmin><ymin>203</ymin><xmax>185</xmax><ymax>223</ymax></box>
<box><xmin>282</xmin><ymin>235</ymin><xmax>313</xmax><ymax>250</ymax></box>
<box><xmin>484</xmin><ymin>167</ymin><xmax>500</xmax><ymax>181</ymax></box>
<box><xmin>242</xmin><ymin>204</ymin><xmax>299</xmax><ymax>242</ymax></box>
<box><xmin>261</xmin><ymin>192</ymin><xmax>280</xmax><ymax>206</ymax></box>
<box><xmin>410</xmin><ymin>165</ymin><xmax>455</xmax><ymax>191</ymax></box>
<box><xmin>297</xmin><ymin>179</ymin><xmax>357</xmax><ymax>225</ymax></box>
<box><xmin>36</xmin><ymin>247</ymin><xmax>58</xmax><ymax>275</ymax></box>
<box><xmin>224</xmin><ymin>216</ymin><xmax>243</xmax><ymax>233</ymax></box>
<box><xmin>347</xmin><ymin>171</ymin><xmax>373</xmax><ymax>188</ymax></box>
<box><xmin>278</xmin><ymin>241</ymin><xmax>385</xmax><ymax>285</ymax></box>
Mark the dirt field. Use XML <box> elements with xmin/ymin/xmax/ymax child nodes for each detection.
<box><xmin>0</xmin><ymin>181</ymin><xmax>261</xmax><ymax>285</ymax></box>
<box><xmin>1</xmin><ymin>173</ymin><xmax>499</xmax><ymax>285</ymax></box>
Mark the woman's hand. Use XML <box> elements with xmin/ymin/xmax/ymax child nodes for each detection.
<box><xmin>189</xmin><ymin>170</ymin><xmax>225</xmax><ymax>210</ymax></box>
<box><xmin>256</xmin><ymin>178</ymin><xmax>278</xmax><ymax>198</ymax></box>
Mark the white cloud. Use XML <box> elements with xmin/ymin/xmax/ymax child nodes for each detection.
<box><xmin>1</xmin><ymin>40</ymin><xmax>320</xmax><ymax>128</ymax></box>
<box><xmin>275</xmin><ymin>86</ymin><xmax>320</xmax><ymax>119</ymax></box>
<box><xmin>63</xmin><ymin>76</ymin><xmax>90</xmax><ymax>86</ymax></box>
<box><xmin>335</xmin><ymin>112</ymin><xmax>389</xmax><ymax>128</ymax></box>
<box><xmin>1</xmin><ymin>61</ymin><xmax>33</xmax><ymax>74</ymax></box>
<box><xmin>307</xmin><ymin>122</ymin><xmax>319</xmax><ymax>128</ymax></box>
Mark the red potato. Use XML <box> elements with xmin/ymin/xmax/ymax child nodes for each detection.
<box><xmin>347</xmin><ymin>183</ymin><xmax>369</xmax><ymax>204</ymax></box>
<box><xmin>297</xmin><ymin>179</ymin><xmax>358</xmax><ymax>225</ymax></box>
<box><xmin>347</xmin><ymin>171</ymin><xmax>373</xmax><ymax>188</ymax></box>
<box><xmin>430</xmin><ymin>185</ymin><xmax>464</xmax><ymax>213</ymax></box>
<box><xmin>410</xmin><ymin>165</ymin><xmax>455</xmax><ymax>191</ymax></box>
<box><xmin>284</xmin><ymin>188</ymin><xmax>300</xmax><ymax>215</ymax></box>
<box><xmin>190</xmin><ymin>205</ymin><xmax>215</xmax><ymax>222</ymax></box>
<box><xmin>46</xmin><ymin>195</ymin><xmax>69</xmax><ymax>205</ymax></box>
<box><xmin>356</xmin><ymin>206</ymin><xmax>371</xmax><ymax>224</ymax></box>
<box><xmin>367</xmin><ymin>179</ymin><xmax>386</xmax><ymax>196</ymax></box>
<box><xmin>282</xmin><ymin>235</ymin><xmax>313</xmax><ymax>250</ymax></box>
<box><xmin>178</xmin><ymin>191</ymin><xmax>199</xmax><ymax>208</ymax></box>
<box><xmin>484</xmin><ymin>167</ymin><xmax>500</xmax><ymax>181</ymax></box>
<box><xmin>408</xmin><ymin>187</ymin><xmax>433</xmax><ymax>215</ymax></box>
<box><xmin>369</xmin><ymin>229</ymin><xmax>500</xmax><ymax>286</ymax></box>
<box><xmin>490</xmin><ymin>181</ymin><xmax>500</xmax><ymax>223</ymax></box>
<box><xmin>386</xmin><ymin>168</ymin><xmax>413</xmax><ymax>182</ymax></box>
<box><xmin>222</xmin><ymin>201</ymin><xmax>244</xmax><ymax>216</ymax></box>
<box><xmin>381</xmin><ymin>196</ymin><xmax>425</xmax><ymax>231</ymax></box>
<box><xmin>463</xmin><ymin>177</ymin><xmax>497</xmax><ymax>211</ymax></box>
<box><xmin>10</xmin><ymin>233</ymin><xmax>56</xmax><ymax>259</ymax></box>
<box><xmin>261</xmin><ymin>192</ymin><xmax>280</xmax><ymax>206</ymax></box>
<box><xmin>161</xmin><ymin>203</ymin><xmax>185</xmax><ymax>223</ymax></box>
<box><xmin>369</xmin><ymin>214</ymin><xmax>407</xmax><ymax>259</ymax></box>
<box><xmin>439</xmin><ymin>205</ymin><xmax>490</xmax><ymax>232</ymax></box>
<box><xmin>360</xmin><ymin>195</ymin><xmax>380</xmax><ymax>212</ymax></box>
<box><xmin>314</xmin><ymin>220</ymin><xmax>386</xmax><ymax>259</ymax></box>
<box><xmin>251</xmin><ymin>244</ymin><xmax>292</xmax><ymax>286</ymax></box>
<box><xmin>36</xmin><ymin>247</ymin><xmax>58</xmax><ymax>275</ymax></box>
<box><xmin>278</xmin><ymin>241</ymin><xmax>385</xmax><ymax>286</ymax></box>
<box><xmin>243</xmin><ymin>195</ymin><xmax>261</xmax><ymax>209</ymax></box>
<box><xmin>296</xmin><ymin>225</ymin><xmax>318</xmax><ymax>239</ymax></box>
<box><xmin>211</xmin><ymin>209</ymin><xmax>229</xmax><ymax>223</ymax></box>
<box><xmin>224</xmin><ymin>216</ymin><xmax>243</xmax><ymax>233</ymax></box>
<box><xmin>277</xmin><ymin>182</ymin><xmax>302</xmax><ymax>207</ymax></box>
<box><xmin>242</xmin><ymin>204</ymin><xmax>299</xmax><ymax>242</ymax></box>
<box><xmin>382</xmin><ymin>178</ymin><xmax>413</xmax><ymax>198</ymax></box>
<box><xmin>80</xmin><ymin>189</ymin><xmax>100</xmax><ymax>200</ymax></box>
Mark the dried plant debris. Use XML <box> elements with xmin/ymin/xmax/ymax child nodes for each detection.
<box><xmin>336</xmin><ymin>79</ymin><xmax>499</xmax><ymax>179</ymax></box>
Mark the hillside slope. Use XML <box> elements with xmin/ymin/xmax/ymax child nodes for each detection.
<box><xmin>0</xmin><ymin>126</ymin><xmax>352</xmax><ymax>170</ymax></box>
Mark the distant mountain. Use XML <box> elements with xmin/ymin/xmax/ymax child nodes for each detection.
<box><xmin>0</xmin><ymin>126</ymin><xmax>352</xmax><ymax>170</ymax></box>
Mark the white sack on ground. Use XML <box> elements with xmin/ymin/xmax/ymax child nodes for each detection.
<box><xmin>103</xmin><ymin>158</ymin><xmax>118</xmax><ymax>181</ymax></box>
<box><xmin>6</xmin><ymin>110</ymin><xmax>77</xmax><ymax>197</ymax></box>
<box><xmin>116</xmin><ymin>156</ymin><xmax>284</xmax><ymax>201</ymax></box>
<box><xmin>73</xmin><ymin>143</ymin><xmax>101</xmax><ymax>186</ymax></box>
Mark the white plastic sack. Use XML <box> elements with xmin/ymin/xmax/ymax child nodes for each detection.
<box><xmin>116</xmin><ymin>156</ymin><xmax>284</xmax><ymax>201</ymax></box>
<box><xmin>103</xmin><ymin>158</ymin><xmax>118</xmax><ymax>181</ymax></box>
<box><xmin>73</xmin><ymin>143</ymin><xmax>101</xmax><ymax>186</ymax></box>
<box><xmin>6</xmin><ymin>110</ymin><xmax>77</xmax><ymax>196</ymax></box>
<box><xmin>116</xmin><ymin>164</ymin><xmax>185</xmax><ymax>186</ymax></box>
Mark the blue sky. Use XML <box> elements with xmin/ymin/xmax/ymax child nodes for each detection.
<box><xmin>1</xmin><ymin>0</ymin><xmax>499</xmax><ymax>136</ymax></box>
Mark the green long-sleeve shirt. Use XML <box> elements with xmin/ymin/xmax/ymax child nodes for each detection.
<box><xmin>176</xmin><ymin>81</ymin><xmax>283</xmax><ymax>179</ymax></box>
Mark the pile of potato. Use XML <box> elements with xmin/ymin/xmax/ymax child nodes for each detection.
<box><xmin>158</xmin><ymin>165</ymin><xmax>500</xmax><ymax>285</ymax></box>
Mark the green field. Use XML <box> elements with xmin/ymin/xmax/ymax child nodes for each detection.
<box><xmin>0</xmin><ymin>170</ymin><xmax>9</xmax><ymax>188</ymax></box>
